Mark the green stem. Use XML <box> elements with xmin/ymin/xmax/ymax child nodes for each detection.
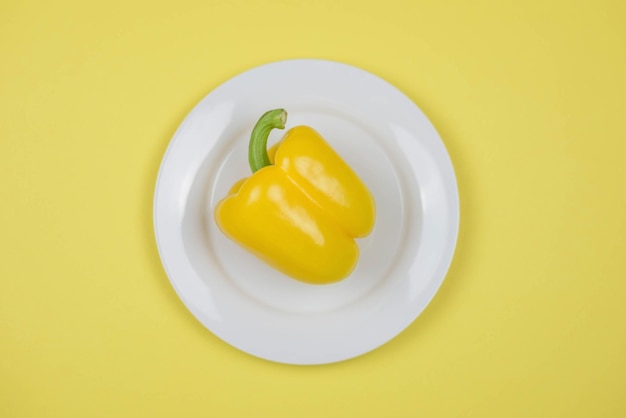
<box><xmin>248</xmin><ymin>109</ymin><xmax>287</xmax><ymax>173</ymax></box>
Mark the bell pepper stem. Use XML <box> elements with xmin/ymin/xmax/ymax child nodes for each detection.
<box><xmin>249</xmin><ymin>109</ymin><xmax>287</xmax><ymax>173</ymax></box>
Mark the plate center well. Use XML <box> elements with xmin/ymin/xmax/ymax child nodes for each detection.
<box><xmin>204</xmin><ymin>110</ymin><xmax>406</xmax><ymax>314</ymax></box>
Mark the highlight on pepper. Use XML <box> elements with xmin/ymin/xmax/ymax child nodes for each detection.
<box><xmin>214</xmin><ymin>109</ymin><xmax>376</xmax><ymax>284</ymax></box>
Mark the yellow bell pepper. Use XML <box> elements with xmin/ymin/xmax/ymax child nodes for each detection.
<box><xmin>214</xmin><ymin>109</ymin><xmax>375</xmax><ymax>284</ymax></box>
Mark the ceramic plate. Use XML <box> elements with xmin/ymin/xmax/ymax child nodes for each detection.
<box><xmin>154</xmin><ymin>59</ymin><xmax>459</xmax><ymax>365</ymax></box>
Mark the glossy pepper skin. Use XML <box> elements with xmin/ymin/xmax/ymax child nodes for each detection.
<box><xmin>214</xmin><ymin>109</ymin><xmax>375</xmax><ymax>284</ymax></box>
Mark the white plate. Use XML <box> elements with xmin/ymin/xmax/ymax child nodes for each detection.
<box><xmin>154</xmin><ymin>59</ymin><xmax>459</xmax><ymax>365</ymax></box>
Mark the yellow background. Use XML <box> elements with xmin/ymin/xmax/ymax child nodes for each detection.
<box><xmin>1</xmin><ymin>0</ymin><xmax>625</xmax><ymax>416</ymax></box>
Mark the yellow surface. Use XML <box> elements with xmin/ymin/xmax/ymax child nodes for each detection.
<box><xmin>1</xmin><ymin>0</ymin><xmax>625</xmax><ymax>416</ymax></box>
